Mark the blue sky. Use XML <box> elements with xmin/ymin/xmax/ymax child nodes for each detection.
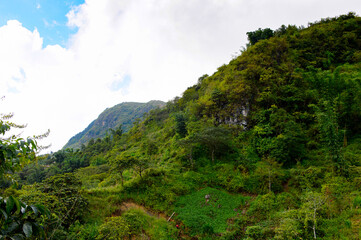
<box><xmin>0</xmin><ymin>0</ymin><xmax>84</xmax><ymax>46</ymax></box>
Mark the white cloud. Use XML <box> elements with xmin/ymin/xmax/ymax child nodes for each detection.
<box><xmin>1</xmin><ymin>0</ymin><xmax>361</xmax><ymax>152</ymax></box>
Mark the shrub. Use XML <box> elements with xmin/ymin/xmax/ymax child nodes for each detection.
<box><xmin>96</xmin><ymin>216</ymin><xmax>130</xmax><ymax>240</ymax></box>
<box><xmin>247</xmin><ymin>193</ymin><xmax>277</xmax><ymax>220</ymax></box>
<box><xmin>353</xmin><ymin>195</ymin><xmax>361</xmax><ymax>208</ymax></box>
<box><xmin>68</xmin><ymin>221</ymin><xmax>99</xmax><ymax>240</ymax></box>
<box><xmin>122</xmin><ymin>209</ymin><xmax>148</xmax><ymax>236</ymax></box>
<box><xmin>245</xmin><ymin>225</ymin><xmax>264</xmax><ymax>239</ymax></box>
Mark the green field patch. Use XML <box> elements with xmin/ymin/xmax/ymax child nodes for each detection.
<box><xmin>174</xmin><ymin>187</ymin><xmax>249</xmax><ymax>235</ymax></box>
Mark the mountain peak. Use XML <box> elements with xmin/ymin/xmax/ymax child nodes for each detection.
<box><xmin>63</xmin><ymin>100</ymin><xmax>165</xmax><ymax>149</ymax></box>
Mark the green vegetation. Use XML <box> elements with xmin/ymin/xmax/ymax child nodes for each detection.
<box><xmin>96</xmin><ymin>209</ymin><xmax>178</xmax><ymax>240</ymax></box>
<box><xmin>0</xmin><ymin>111</ymin><xmax>50</xmax><ymax>239</ymax></box>
<box><xmin>64</xmin><ymin>100</ymin><xmax>165</xmax><ymax>150</ymax></box>
<box><xmin>2</xmin><ymin>13</ymin><xmax>361</xmax><ymax>239</ymax></box>
<box><xmin>175</xmin><ymin>187</ymin><xmax>249</xmax><ymax>235</ymax></box>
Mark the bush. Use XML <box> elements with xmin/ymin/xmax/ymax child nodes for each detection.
<box><xmin>68</xmin><ymin>221</ymin><xmax>99</xmax><ymax>240</ymax></box>
<box><xmin>202</xmin><ymin>224</ymin><xmax>215</xmax><ymax>235</ymax></box>
<box><xmin>96</xmin><ymin>216</ymin><xmax>130</xmax><ymax>240</ymax></box>
<box><xmin>122</xmin><ymin>209</ymin><xmax>148</xmax><ymax>235</ymax></box>
<box><xmin>274</xmin><ymin>210</ymin><xmax>302</xmax><ymax>240</ymax></box>
<box><xmin>20</xmin><ymin>173</ymin><xmax>88</xmax><ymax>229</ymax></box>
<box><xmin>353</xmin><ymin>195</ymin><xmax>361</xmax><ymax>208</ymax></box>
<box><xmin>248</xmin><ymin>193</ymin><xmax>277</xmax><ymax>220</ymax></box>
<box><xmin>245</xmin><ymin>225</ymin><xmax>264</xmax><ymax>239</ymax></box>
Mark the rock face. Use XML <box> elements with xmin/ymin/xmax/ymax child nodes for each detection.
<box><xmin>63</xmin><ymin>100</ymin><xmax>165</xmax><ymax>149</ymax></box>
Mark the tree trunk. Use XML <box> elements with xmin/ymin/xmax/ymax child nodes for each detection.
<box><xmin>120</xmin><ymin>172</ymin><xmax>124</xmax><ymax>187</ymax></box>
<box><xmin>268</xmin><ymin>167</ymin><xmax>271</xmax><ymax>193</ymax></box>
<box><xmin>189</xmin><ymin>149</ymin><xmax>194</xmax><ymax>169</ymax></box>
<box><xmin>313</xmin><ymin>208</ymin><xmax>317</xmax><ymax>239</ymax></box>
<box><xmin>211</xmin><ymin>149</ymin><xmax>215</xmax><ymax>163</ymax></box>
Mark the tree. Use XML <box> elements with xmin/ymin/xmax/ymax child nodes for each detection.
<box><xmin>301</xmin><ymin>191</ymin><xmax>326</xmax><ymax>239</ymax></box>
<box><xmin>193</xmin><ymin>127</ymin><xmax>232</xmax><ymax>163</ymax></box>
<box><xmin>247</xmin><ymin>28</ymin><xmax>274</xmax><ymax>45</ymax></box>
<box><xmin>141</xmin><ymin>139</ymin><xmax>158</xmax><ymax>157</ymax></box>
<box><xmin>109</xmin><ymin>153</ymin><xmax>134</xmax><ymax>186</ymax></box>
<box><xmin>0</xmin><ymin>109</ymin><xmax>50</xmax><ymax>239</ymax></box>
<box><xmin>274</xmin><ymin>210</ymin><xmax>302</xmax><ymax>240</ymax></box>
<box><xmin>0</xmin><ymin>113</ymin><xmax>38</xmax><ymax>178</ymax></box>
<box><xmin>109</xmin><ymin>124</ymin><xmax>123</xmax><ymax>140</ymax></box>
<box><xmin>178</xmin><ymin>137</ymin><xmax>196</xmax><ymax>169</ymax></box>
<box><xmin>312</xmin><ymin>99</ymin><xmax>344</xmax><ymax>172</ymax></box>
<box><xmin>174</xmin><ymin>112</ymin><xmax>187</xmax><ymax>138</ymax></box>
<box><xmin>255</xmin><ymin>156</ymin><xmax>284</xmax><ymax>193</ymax></box>
<box><xmin>0</xmin><ymin>110</ymin><xmax>45</xmax><ymax>166</ymax></box>
<box><xmin>132</xmin><ymin>158</ymin><xmax>149</xmax><ymax>178</ymax></box>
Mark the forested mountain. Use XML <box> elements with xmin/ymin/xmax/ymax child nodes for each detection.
<box><xmin>63</xmin><ymin>100</ymin><xmax>165</xmax><ymax>149</ymax></box>
<box><xmin>3</xmin><ymin>13</ymin><xmax>361</xmax><ymax>239</ymax></box>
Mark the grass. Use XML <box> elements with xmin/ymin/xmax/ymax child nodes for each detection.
<box><xmin>174</xmin><ymin>187</ymin><xmax>249</xmax><ymax>235</ymax></box>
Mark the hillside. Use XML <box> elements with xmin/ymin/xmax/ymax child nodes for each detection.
<box><xmin>7</xmin><ymin>13</ymin><xmax>361</xmax><ymax>239</ymax></box>
<box><xmin>63</xmin><ymin>100</ymin><xmax>165</xmax><ymax>149</ymax></box>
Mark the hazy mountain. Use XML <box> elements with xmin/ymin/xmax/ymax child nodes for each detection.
<box><xmin>63</xmin><ymin>100</ymin><xmax>165</xmax><ymax>149</ymax></box>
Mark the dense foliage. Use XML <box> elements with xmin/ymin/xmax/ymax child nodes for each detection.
<box><xmin>4</xmin><ymin>13</ymin><xmax>361</xmax><ymax>239</ymax></box>
<box><xmin>0</xmin><ymin>111</ymin><xmax>50</xmax><ymax>239</ymax></box>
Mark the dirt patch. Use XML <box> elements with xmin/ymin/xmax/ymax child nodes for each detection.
<box><xmin>113</xmin><ymin>201</ymin><xmax>190</xmax><ymax>239</ymax></box>
<box><xmin>113</xmin><ymin>201</ymin><xmax>168</xmax><ymax>221</ymax></box>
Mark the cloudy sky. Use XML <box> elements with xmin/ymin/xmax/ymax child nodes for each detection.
<box><xmin>0</xmin><ymin>0</ymin><xmax>360</xmax><ymax>152</ymax></box>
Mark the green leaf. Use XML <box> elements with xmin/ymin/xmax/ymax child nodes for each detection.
<box><xmin>32</xmin><ymin>223</ymin><xmax>45</xmax><ymax>239</ymax></box>
<box><xmin>10</xmin><ymin>234</ymin><xmax>25</xmax><ymax>240</ymax></box>
<box><xmin>30</xmin><ymin>206</ymin><xmax>38</xmax><ymax>216</ymax></box>
<box><xmin>13</xmin><ymin>198</ymin><xmax>21</xmax><ymax>215</ymax></box>
<box><xmin>35</xmin><ymin>205</ymin><xmax>50</xmax><ymax>218</ymax></box>
<box><xmin>0</xmin><ymin>209</ymin><xmax>8</xmax><ymax>220</ymax></box>
<box><xmin>22</xmin><ymin>222</ymin><xmax>32</xmax><ymax>238</ymax></box>
<box><xmin>7</xmin><ymin>222</ymin><xmax>19</xmax><ymax>233</ymax></box>
<box><xmin>6</xmin><ymin>196</ymin><xmax>15</xmax><ymax>214</ymax></box>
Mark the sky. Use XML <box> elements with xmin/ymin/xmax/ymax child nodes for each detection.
<box><xmin>0</xmin><ymin>0</ymin><xmax>360</xmax><ymax>152</ymax></box>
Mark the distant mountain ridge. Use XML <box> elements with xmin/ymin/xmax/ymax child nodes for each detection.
<box><xmin>63</xmin><ymin>100</ymin><xmax>165</xmax><ymax>149</ymax></box>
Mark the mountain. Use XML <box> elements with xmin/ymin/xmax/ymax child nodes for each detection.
<box><xmin>18</xmin><ymin>13</ymin><xmax>361</xmax><ymax>239</ymax></box>
<box><xmin>63</xmin><ymin>100</ymin><xmax>165</xmax><ymax>149</ymax></box>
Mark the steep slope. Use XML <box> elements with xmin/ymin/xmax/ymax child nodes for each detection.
<box><xmin>63</xmin><ymin>100</ymin><xmax>165</xmax><ymax>149</ymax></box>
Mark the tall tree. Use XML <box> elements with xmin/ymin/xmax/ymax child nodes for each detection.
<box><xmin>312</xmin><ymin>99</ymin><xmax>344</xmax><ymax>171</ymax></box>
<box><xmin>109</xmin><ymin>153</ymin><xmax>134</xmax><ymax>186</ymax></box>
<box><xmin>301</xmin><ymin>191</ymin><xmax>326</xmax><ymax>239</ymax></box>
<box><xmin>193</xmin><ymin>127</ymin><xmax>232</xmax><ymax>163</ymax></box>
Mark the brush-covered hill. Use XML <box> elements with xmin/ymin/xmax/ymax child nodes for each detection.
<box><xmin>13</xmin><ymin>13</ymin><xmax>361</xmax><ymax>239</ymax></box>
<box><xmin>63</xmin><ymin>100</ymin><xmax>165</xmax><ymax>150</ymax></box>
